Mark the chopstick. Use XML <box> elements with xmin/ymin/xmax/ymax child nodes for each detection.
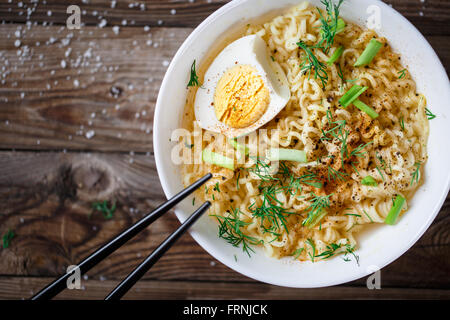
<box><xmin>31</xmin><ymin>173</ymin><xmax>212</xmax><ymax>300</ymax></box>
<box><xmin>105</xmin><ymin>201</ymin><xmax>211</xmax><ymax>300</ymax></box>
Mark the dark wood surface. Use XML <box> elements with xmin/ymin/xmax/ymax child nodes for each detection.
<box><xmin>0</xmin><ymin>0</ymin><xmax>449</xmax><ymax>300</ymax></box>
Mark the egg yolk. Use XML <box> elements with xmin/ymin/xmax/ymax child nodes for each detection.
<box><xmin>214</xmin><ymin>64</ymin><xmax>270</xmax><ymax>128</ymax></box>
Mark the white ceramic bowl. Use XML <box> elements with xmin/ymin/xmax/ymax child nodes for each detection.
<box><xmin>154</xmin><ymin>0</ymin><xmax>450</xmax><ymax>288</ymax></box>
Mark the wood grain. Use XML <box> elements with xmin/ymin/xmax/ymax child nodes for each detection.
<box><xmin>0</xmin><ymin>0</ymin><xmax>449</xmax><ymax>300</ymax></box>
<box><xmin>0</xmin><ymin>25</ymin><xmax>194</xmax><ymax>152</ymax></box>
<box><xmin>1</xmin><ymin>277</ymin><xmax>449</xmax><ymax>300</ymax></box>
<box><xmin>0</xmin><ymin>0</ymin><xmax>448</xmax><ymax>35</ymax></box>
<box><xmin>0</xmin><ymin>25</ymin><xmax>448</xmax><ymax>152</ymax></box>
<box><xmin>0</xmin><ymin>152</ymin><xmax>448</xmax><ymax>294</ymax></box>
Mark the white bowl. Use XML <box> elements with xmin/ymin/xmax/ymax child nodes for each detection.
<box><xmin>154</xmin><ymin>0</ymin><xmax>450</xmax><ymax>288</ymax></box>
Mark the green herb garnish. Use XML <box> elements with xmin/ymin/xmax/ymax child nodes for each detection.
<box><xmin>361</xmin><ymin>175</ymin><xmax>378</xmax><ymax>186</ymax></box>
<box><xmin>92</xmin><ymin>200</ymin><xmax>116</xmax><ymax>219</ymax></box>
<box><xmin>212</xmin><ymin>208</ymin><xmax>262</xmax><ymax>257</ymax></box>
<box><xmin>302</xmin><ymin>192</ymin><xmax>333</xmax><ymax>228</ymax></box>
<box><xmin>385</xmin><ymin>194</ymin><xmax>406</xmax><ymax>225</ymax></box>
<box><xmin>327</xmin><ymin>46</ymin><xmax>344</xmax><ymax>65</ymax></box>
<box><xmin>2</xmin><ymin>229</ymin><xmax>15</xmax><ymax>249</ymax></box>
<box><xmin>398</xmin><ymin>69</ymin><xmax>406</xmax><ymax>79</ymax></box>
<box><xmin>291</xmin><ymin>248</ymin><xmax>304</xmax><ymax>259</ymax></box>
<box><xmin>187</xmin><ymin>59</ymin><xmax>200</xmax><ymax>87</ymax></box>
<box><xmin>317</xmin><ymin>0</ymin><xmax>345</xmax><ymax>52</ymax></box>
<box><xmin>410</xmin><ymin>161</ymin><xmax>421</xmax><ymax>186</ymax></box>
<box><xmin>354</xmin><ymin>39</ymin><xmax>383</xmax><ymax>67</ymax></box>
<box><xmin>297</xmin><ymin>41</ymin><xmax>329</xmax><ymax>88</ymax></box>
<box><xmin>306</xmin><ymin>238</ymin><xmax>317</xmax><ymax>262</ymax></box>
<box><xmin>425</xmin><ymin>108</ymin><xmax>436</xmax><ymax>120</ymax></box>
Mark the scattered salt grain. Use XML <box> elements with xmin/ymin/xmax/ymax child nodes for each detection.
<box><xmin>14</xmin><ymin>39</ymin><xmax>21</xmax><ymax>47</ymax></box>
<box><xmin>98</xmin><ymin>19</ymin><xmax>107</xmax><ymax>28</ymax></box>
<box><xmin>85</xmin><ymin>130</ymin><xmax>95</xmax><ymax>139</ymax></box>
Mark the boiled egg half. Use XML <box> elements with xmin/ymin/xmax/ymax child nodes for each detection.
<box><xmin>194</xmin><ymin>35</ymin><xmax>290</xmax><ymax>138</ymax></box>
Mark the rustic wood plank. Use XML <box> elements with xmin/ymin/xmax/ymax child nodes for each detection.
<box><xmin>0</xmin><ymin>24</ymin><xmax>448</xmax><ymax>152</ymax></box>
<box><xmin>0</xmin><ymin>25</ymin><xmax>193</xmax><ymax>152</ymax></box>
<box><xmin>0</xmin><ymin>152</ymin><xmax>449</xmax><ymax>289</ymax></box>
<box><xmin>0</xmin><ymin>277</ymin><xmax>449</xmax><ymax>300</ymax></box>
<box><xmin>0</xmin><ymin>0</ymin><xmax>448</xmax><ymax>36</ymax></box>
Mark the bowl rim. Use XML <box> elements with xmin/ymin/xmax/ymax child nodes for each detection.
<box><xmin>154</xmin><ymin>0</ymin><xmax>450</xmax><ymax>288</ymax></box>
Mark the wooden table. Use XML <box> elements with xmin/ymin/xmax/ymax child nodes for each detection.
<box><xmin>0</xmin><ymin>0</ymin><xmax>449</xmax><ymax>300</ymax></box>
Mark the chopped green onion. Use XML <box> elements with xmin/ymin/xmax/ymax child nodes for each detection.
<box><xmin>339</xmin><ymin>85</ymin><xmax>368</xmax><ymax>108</ymax></box>
<box><xmin>266</xmin><ymin>148</ymin><xmax>307</xmax><ymax>163</ymax></box>
<box><xmin>353</xmin><ymin>99</ymin><xmax>379</xmax><ymax>119</ymax></box>
<box><xmin>354</xmin><ymin>39</ymin><xmax>383</xmax><ymax>67</ymax></box>
<box><xmin>229</xmin><ymin>138</ymin><xmax>249</xmax><ymax>156</ymax></box>
<box><xmin>304</xmin><ymin>181</ymin><xmax>323</xmax><ymax>189</ymax></box>
<box><xmin>304</xmin><ymin>209</ymin><xmax>328</xmax><ymax>228</ymax></box>
<box><xmin>327</xmin><ymin>46</ymin><xmax>344</xmax><ymax>65</ymax></box>
<box><xmin>361</xmin><ymin>175</ymin><xmax>378</xmax><ymax>186</ymax></box>
<box><xmin>202</xmin><ymin>149</ymin><xmax>234</xmax><ymax>170</ymax></box>
<box><xmin>336</xmin><ymin>18</ymin><xmax>346</xmax><ymax>34</ymax></box>
<box><xmin>385</xmin><ymin>195</ymin><xmax>406</xmax><ymax>225</ymax></box>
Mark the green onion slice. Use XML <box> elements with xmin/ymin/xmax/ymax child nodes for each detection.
<box><xmin>339</xmin><ymin>85</ymin><xmax>368</xmax><ymax>108</ymax></box>
<box><xmin>303</xmin><ymin>209</ymin><xmax>328</xmax><ymax>228</ymax></box>
<box><xmin>229</xmin><ymin>138</ymin><xmax>249</xmax><ymax>156</ymax></box>
<box><xmin>327</xmin><ymin>46</ymin><xmax>344</xmax><ymax>65</ymax></box>
<box><xmin>202</xmin><ymin>149</ymin><xmax>234</xmax><ymax>170</ymax></box>
<box><xmin>354</xmin><ymin>39</ymin><xmax>383</xmax><ymax>67</ymax></box>
<box><xmin>320</xmin><ymin>18</ymin><xmax>346</xmax><ymax>38</ymax></box>
<box><xmin>266</xmin><ymin>148</ymin><xmax>307</xmax><ymax>163</ymax></box>
<box><xmin>385</xmin><ymin>195</ymin><xmax>406</xmax><ymax>225</ymax></box>
<box><xmin>336</xmin><ymin>18</ymin><xmax>346</xmax><ymax>34</ymax></box>
<box><xmin>361</xmin><ymin>175</ymin><xmax>378</xmax><ymax>186</ymax></box>
<box><xmin>353</xmin><ymin>99</ymin><xmax>379</xmax><ymax>119</ymax></box>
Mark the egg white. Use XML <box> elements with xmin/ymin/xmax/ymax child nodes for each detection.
<box><xmin>194</xmin><ymin>35</ymin><xmax>291</xmax><ymax>138</ymax></box>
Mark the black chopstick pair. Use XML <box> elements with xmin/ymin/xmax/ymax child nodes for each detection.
<box><xmin>31</xmin><ymin>173</ymin><xmax>213</xmax><ymax>300</ymax></box>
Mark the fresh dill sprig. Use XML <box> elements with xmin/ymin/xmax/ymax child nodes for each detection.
<box><xmin>399</xmin><ymin>116</ymin><xmax>405</xmax><ymax>130</ymax></box>
<box><xmin>350</xmin><ymin>141</ymin><xmax>373</xmax><ymax>158</ymax></box>
<box><xmin>363</xmin><ymin>209</ymin><xmax>374</xmax><ymax>223</ymax></box>
<box><xmin>425</xmin><ymin>108</ymin><xmax>436</xmax><ymax>120</ymax></box>
<box><xmin>343</xmin><ymin>244</ymin><xmax>360</xmax><ymax>266</ymax></box>
<box><xmin>187</xmin><ymin>59</ymin><xmax>200</xmax><ymax>87</ymax></box>
<box><xmin>410</xmin><ymin>161</ymin><xmax>421</xmax><ymax>186</ymax></box>
<box><xmin>321</xmin><ymin>110</ymin><xmax>346</xmax><ymax>142</ymax></box>
<box><xmin>297</xmin><ymin>40</ymin><xmax>329</xmax><ymax>88</ymax></box>
<box><xmin>91</xmin><ymin>200</ymin><xmax>116</xmax><ymax>220</ymax></box>
<box><xmin>375</xmin><ymin>152</ymin><xmax>392</xmax><ymax>176</ymax></box>
<box><xmin>315</xmin><ymin>242</ymin><xmax>342</xmax><ymax>259</ymax></box>
<box><xmin>398</xmin><ymin>69</ymin><xmax>407</xmax><ymax>79</ymax></box>
<box><xmin>337</xmin><ymin>63</ymin><xmax>345</xmax><ymax>81</ymax></box>
<box><xmin>291</xmin><ymin>248</ymin><xmax>305</xmax><ymax>259</ymax></box>
<box><xmin>302</xmin><ymin>192</ymin><xmax>333</xmax><ymax>227</ymax></box>
<box><xmin>327</xmin><ymin>166</ymin><xmax>348</xmax><ymax>182</ymax></box>
<box><xmin>249</xmin><ymin>184</ymin><xmax>295</xmax><ymax>235</ymax></box>
<box><xmin>317</xmin><ymin>0</ymin><xmax>345</xmax><ymax>52</ymax></box>
<box><xmin>249</xmin><ymin>158</ymin><xmax>279</xmax><ymax>182</ymax></box>
<box><xmin>2</xmin><ymin>229</ymin><xmax>15</xmax><ymax>249</ymax></box>
<box><xmin>212</xmin><ymin>208</ymin><xmax>262</xmax><ymax>257</ymax></box>
<box><xmin>306</xmin><ymin>238</ymin><xmax>317</xmax><ymax>262</ymax></box>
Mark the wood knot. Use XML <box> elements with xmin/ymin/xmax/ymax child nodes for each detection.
<box><xmin>110</xmin><ymin>85</ymin><xmax>123</xmax><ymax>98</ymax></box>
<box><xmin>71</xmin><ymin>157</ymin><xmax>116</xmax><ymax>202</ymax></box>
